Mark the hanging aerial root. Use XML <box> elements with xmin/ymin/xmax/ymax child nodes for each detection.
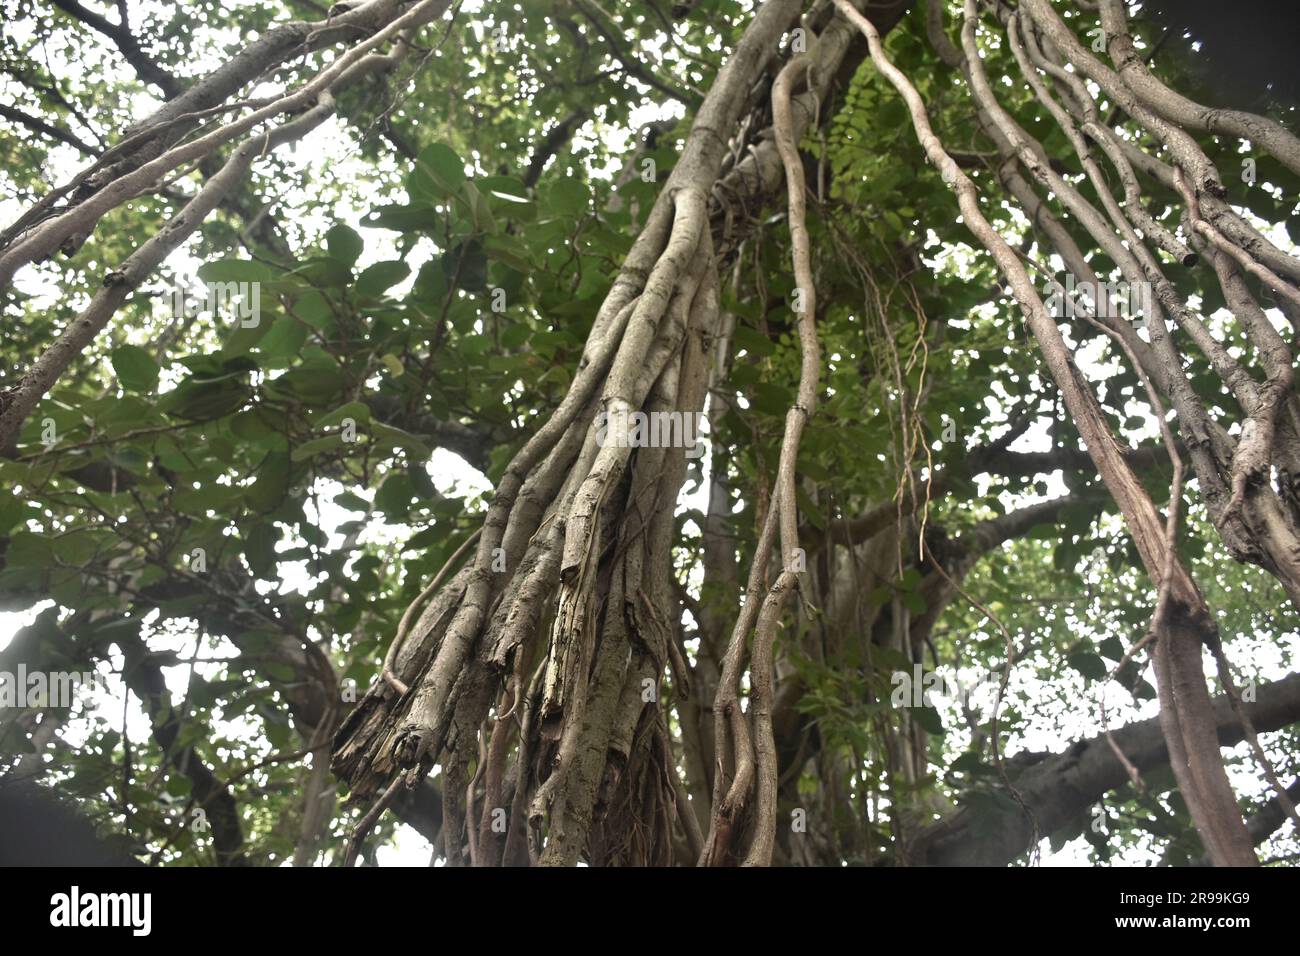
<box><xmin>1004</xmin><ymin>13</ymin><xmax>1193</xmax><ymax>269</ymax></box>
<box><xmin>330</xmin><ymin>296</ymin><xmax>647</xmax><ymax>804</ymax></box>
<box><xmin>1172</xmin><ymin>169</ymin><xmax>1300</xmax><ymax>316</ymax></box>
<box><xmin>699</xmin><ymin>46</ymin><xmax>823</xmax><ymax>867</ymax></box>
<box><xmin>837</xmin><ymin>0</ymin><xmax>1257</xmax><ymax>867</ymax></box>
<box><xmin>1019</xmin><ymin>0</ymin><xmax>1225</xmax><ymax>201</ymax></box>
<box><xmin>999</xmin><ymin>0</ymin><xmax>1300</xmax><ymax>609</ymax></box>
<box><xmin>558</xmin><ymin>187</ymin><xmax>708</xmax><ymax>587</ymax></box>
<box><xmin>342</xmin><ymin>770</ymin><xmax>408</xmax><ymax>868</ymax></box>
<box><xmin>343</xmin><ymin>236</ymin><xmax>680</xmax><ymax>794</ymax></box>
<box><xmin>336</xmin><ymin>190</ymin><xmax>720</xmax><ymax>860</ymax></box>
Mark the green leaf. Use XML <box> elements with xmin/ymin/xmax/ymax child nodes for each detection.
<box><xmin>901</xmin><ymin>589</ymin><xmax>927</xmax><ymax>617</ymax></box>
<box><xmin>461</xmin><ymin>181</ymin><xmax>496</xmax><ymax>234</ymax></box>
<box><xmin>333</xmin><ymin>491</ymin><xmax>370</xmax><ymax>512</ymax></box>
<box><xmin>228</xmin><ymin>409</ymin><xmax>282</xmax><ymax>448</ymax></box>
<box><xmin>257</xmin><ymin>317</ymin><xmax>308</xmax><ymax>364</ymax></box>
<box><xmin>314</xmin><ymin>402</ymin><xmax>371</xmax><ymax>429</ymax></box>
<box><xmin>370</xmin><ymin>420</ymin><xmax>432</xmax><ymax>459</ymax></box>
<box><xmin>913</xmin><ymin>704</ymin><xmax>945</xmax><ymax>736</ymax></box>
<box><xmin>482</xmin><ymin>234</ymin><xmax>531</xmax><ymax>273</ymax></box>
<box><xmin>289</xmin><ymin>256</ymin><xmax>352</xmax><ymax>289</ymax></box>
<box><xmin>291</xmin><ymin>434</ymin><xmax>346</xmax><ymax>461</ymax></box>
<box><xmin>160</xmin><ymin>378</ymin><xmax>249</xmax><ymax>421</ymax></box>
<box><xmin>544</xmin><ymin>177</ymin><xmax>589</xmax><ymax>217</ymax></box>
<box><xmin>415</xmin><ymin>142</ymin><xmax>466</xmax><ymax>195</ymax></box>
<box><xmin>0</xmin><ymin>498</ymin><xmax>32</xmax><ymax>535</ymax></box>
<box><xmin>412</xmin><ymin>258</ymin><xmax>449</xmax><ymax>305</ymax></box>
<box><xmin>1097</xmin><ymin>636</ymin><xmax>1125</xmax><ymax>662</ymax></box>
<box><xmin>1067</xmin><ymin>651</ymin><xmax>1108</xmax><ymax>682</ymax></box>
<box><xmin>111</xmin><ymin>345</ymin><xmax>160</xmax><ymax>393</ymax></box>
<box><xmin>363</xmin><ymin>202</ymin><xmax>440</xmax><ymax>232</ymax></box>
<box><xmin>731</xmin><ymin>324</ymin><xmax>774</xmax><ymax>357</ymax></box>
<box><xmin>479</xmin><ymin>175</ymin><xmax>535</xmax><ymax>220</ymax></box>
<box><xmin>272</xmin><ymin>357</ymin><xmax>345</xmax><ymax>404</ymax></box>
<box><xmin>355</xmin><ymin>260</ymin><xmax>410</xmax><ymax>299</ymax></box>
<box><xmin>375</xmin><ymin>472</ymin><xmax>414</xmax><ymax>518</ymax></box>
<box><xmin>220</xmin><ymin>316</ymin><xmax>270</xmax><ymax>357</ymax></box>
<box><xmin>440</xmin><ymin>239</ymin><xmax>488</xmax><ymax>291</ymax></box>
<box><xmin>750</xmin><ymin>382</ymin><xmax>789</xmax><ymax>417</ymax></box>
<box><xmin>478</xmin><ymin>175</ymin><xmax>529</xmax><ymax>204</ymax></box>
<box><xmin>246</xmin><ymin>452</ymin><xmax>290</xmax><ymax>512</ymax></box>
<box><xmin>325</xmin><ymin>223</ymin><xmax>364</xmax><ymax>267</ymax></box>
<box><xmin>244</xmin><ymin>523</ymin><xmax>279</xmax><ymax>579</ymax></box>
<box><xmin>196</xmin><ymin>259</ymin><xmax>273</xmax><ymax>284</ymax></box>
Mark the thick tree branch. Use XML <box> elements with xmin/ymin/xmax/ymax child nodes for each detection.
<box><xmin>913</xmin><ymin>673</ymin><xmax>1300</xmax><ymax>865</ymax></box>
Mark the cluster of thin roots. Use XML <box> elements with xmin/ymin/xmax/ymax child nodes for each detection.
<box><xmin>833</xmin><ymin>0</ymin><xmax>1300</xmax><ymax>865</ymax></box>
